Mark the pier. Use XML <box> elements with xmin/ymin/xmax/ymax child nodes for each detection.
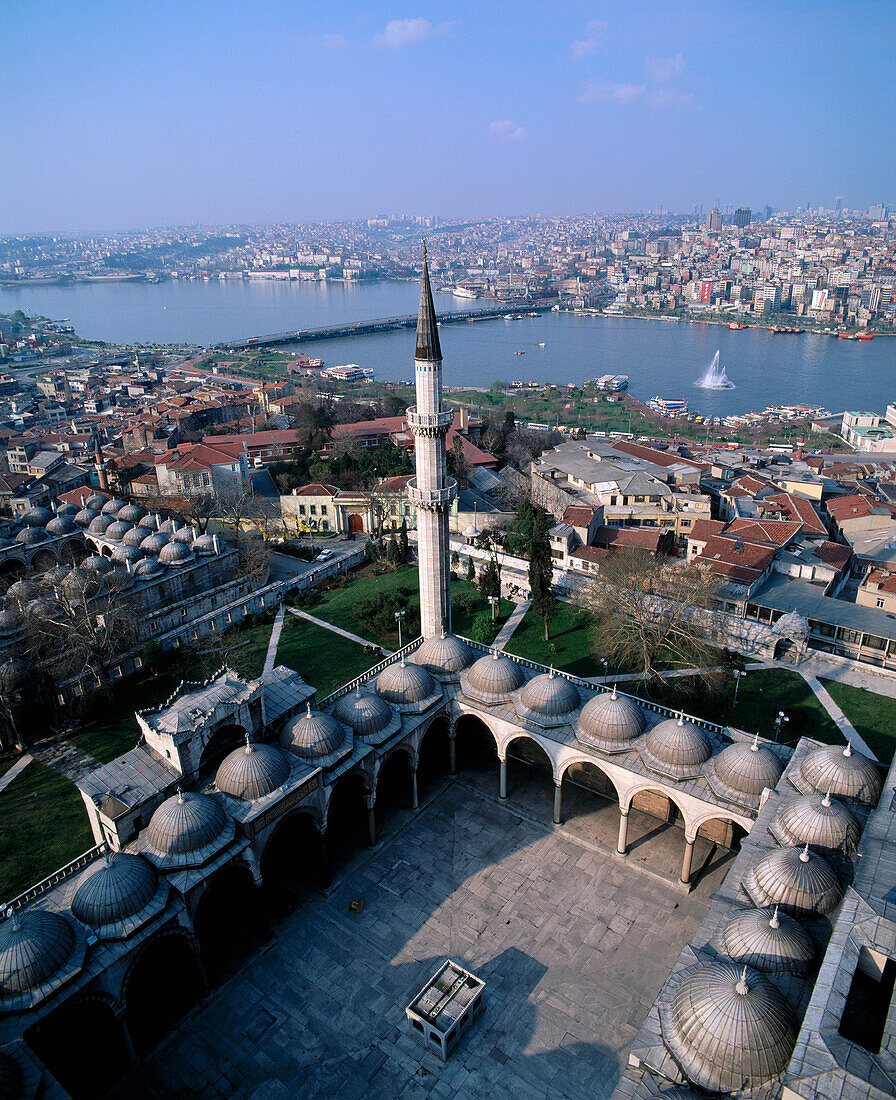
<box><xmin>214</xmin><ymin>301</ymin><xmax>555</xmax><ymax>351</ymax></box>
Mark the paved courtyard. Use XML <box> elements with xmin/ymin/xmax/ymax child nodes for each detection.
<box><xmin>119</xmin><ymin>787</ymin><xmax>713</xmax><ymax>1100</ymax></box>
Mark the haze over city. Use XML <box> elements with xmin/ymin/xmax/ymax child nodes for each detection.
<box><xmin>3</xmin><ymin>0</ymin><xmax>894</xmax><ymax>233</ymax></box>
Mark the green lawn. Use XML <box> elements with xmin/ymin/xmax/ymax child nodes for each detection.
<box><xmin>505</xmin><ymin>602</ymin><xmax>602</xmax><ymax>675</ymax></box>
<box><xmin>0</xmin><ymin>760</ymin><xmax>94</xmax><ymax>902</ymax></box>
<box><xmin>276</xmin><ymin>614</ymin><xmax>378</xmax><ymax>698</ymax></box>
<box><xmin>818</xmin><ymin>678</ymin><xmax>896</xmax><ymax>764</ymax></box>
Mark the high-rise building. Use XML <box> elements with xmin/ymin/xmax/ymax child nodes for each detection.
<box><xmin>835</xmin><ymin>195</ymin><xmax>843</xmax><ymax>213</ymax></box>
<box><xmin>869</xmin><ymin>202</ymin><xmax>889</xmax><ymax>220</ymax></box>
<box><xmin>733</xmin><ymin>207</ymin><xmax>751</xmax><ymax>228</ymax></box>
<box><xmin>705</xmin><ymin>207</ymin><xmax>722</xmax><ymax>233</ymax></box>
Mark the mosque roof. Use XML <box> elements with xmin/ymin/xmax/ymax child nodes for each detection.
<box><xmin>576</xmin><ymin>689</ymin><xmax>646</xmax><ymax>752</ymax></box>
<box><xmin>333</xmin><ymin>687</ymin><xmax>394</xmax><ymax>739</ymax></box>
<box><xmin>799</xmin><ymin>742</ymin><xmax>882</xmax><ymax>805</ymax></box>
<box><xmin>461</xmin><ymin>651</ymin><xmax>526</xmax><ymax>705</ymax></box>
<box><xmin>412</xmin><ymin>634</ymin><xmax>475</xmax><ymax>677</ymax></box>
<box><xmin>718</xmin><ymin>906</ymin><xmax>815</xmax><ymax>976</ymax></box>
<box><xmin>215</xmin><ymin>741</ymin><xmax>290</xmax><ymax>800</ymax></box>
<box><xmin>743</xmin><ymin>844</ymin><xmax>842</xmax><ymax>917</ymax></box>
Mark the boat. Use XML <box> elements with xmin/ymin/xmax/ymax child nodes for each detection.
<box><xmin>515</xmin><ymin>350</ymin><xmax>525</xmax><ymax>355</ymax></box>
<box><xmin>538</xmin><ymin>342</ymin><xmax>546</xmax><ymax>347</ymax></box>
<box><xmin>838</xmin><ymin>332</ymin><xmax>855</xmax><ymax>339</ymax></box>
<box><xmin>856</xmin><ymin>333</ymin><xmax>875</xmax><ymax>341</ymax></box>
<box><xmin>77</xmin><ymin>273</ymin><xmax>146</xmax><ymax>283</ymax></box>
<box><xmin>452</xmin><ymin>286</ymin><xmax>480</xmax><ymax>299</ymax></box>
<box><xmin>727</xmin><ymin>322</ymin><xmax>747</xmax><ymax>330</ymax></box>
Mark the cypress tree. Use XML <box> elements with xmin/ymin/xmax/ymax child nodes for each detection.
<box><xmin>528</xmin><ymin>508</ymin><xmax>554</xmax><ymax>641</ymax></box>
<box><xmin>398</xmin><ymin>518</ymin><xmax>409</xmax><ymax>561</ymax></box>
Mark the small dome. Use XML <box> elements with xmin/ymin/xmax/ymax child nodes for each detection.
<box><xmin>100</xmin><ymin>497</ymin><xmax>128</xmax><ymax>516</ymax></box>
<box><xmin>45</xmin><ymin>514</ymin><xmax>78</xmax><ymax>536</ymax></box>
<box><xmin>158</xmin><ymin>540</ymin><xmax>194</xmax><ymax>565</ymax></box>
<box><xmin>25</xmin><ymin>597</ymin><xmax>57</xmax><ymax>619</ymax></box>
<box><xmin>0</xmin><ymin>910</ymin><xmax>77</xmax><ymax>999</ymax></box>
<box><xmin>376</xmin><ymin>658</ymin><xmax>437</xmax><ymax>704</ymax></box>
<box><xmin>745</xmin><ymin>845</ymin><xmax>842</xmax><ymax>917</ymax></box>
<box><xmin>773</xmin><ymin>792</ymin><xmax>861</xmax><ymax>854</ymax></box>
<box><xmin>719</xmin><ymin>907</ymin><xmax>815</xmax><ymax>976</ymax></box>
<box><xmin>193</xmin><ymin>532</ymin><xmax>217</xmax><ymax>555</ymax></box>
<box><xmin>518</xmin><ymin>671</ymin><xmax>580</xmax><ymax>717</ymax></box>
<box><xmin>71</xmin><ymin>851</ymin><xmax>160</xmax><ymax>934</ymax></box>
<box><xmin>137</xmin><ymin>513</ymin><xmax>161</xmax><ymax>530</ymax></box>
<box><xmin>103</xmin><ymin>520</ymin><xmax>133</xmax><ymax>542</ymax></box>
<box><xmin>641</xmin><ymin>716</ymin><xmax>712</xmax><ymax>778</ymax></box>
<box><xmin>412</xmin><ymin>633</ymin><xmax>475</xmax><ymax>675</ymax></box>
<box><xmin>62</xmin><ymin>568</ymin><xmax>102</xmax><ymax>599</ymax></box>
<box><xmin>800</xmin><ymin>743</ymin><xmax>881</xmax><ymax>806</ymax></box>
<box><xmin>281</xmin><ymin>704</ymin><xmax>347</xmax><ymax>760</ymax></box>
<box><xmin>56</xmin><ymin>502</ymin><xmax>81</xmax><ymax>518</ymax></box>
<box><xmin>576</xmin><ymin>689</ymin><xmax>645</xmax><ymax>751</ymax></box>
<box><xmin>85</xmin><ymin>494</ymin><xmax>108</xmax><ymax>511</ymax></box>
<box><xmin>660</xmin><ymin>962</ymin><xmax>797</xmax><ymax>1093</ymax></box>
<box><xmin>6</xmin><ymin>579</ymin><xmax>40</xmax><ymax>605</ymax></box>
<box><xmin>74</xmin><ymin>506</ymin><xmax>99</xmax><ymax>527</ymax></box>
<box><xmin>712</xmin><ymin>736</ymin><xmax>783</xmax><ymax>800</ymax></box>
<box><xmin>20</xmin><ymin>506</ymin><xmax>53</xmax><ymax>527</ymax></box>
<box><xmin>87</xmin><ymin>514</ymin><xmax>115</xmax><ymax>535</ymax></box>
<box><xmin>82</xmin><ymin>554</ymin><xmax>113</xmax><ymax>574</ymax></box>
<box><xmin>773</xmin><ymin>610</ymin><xmax>809</xmax><ymax>640</ymax></box>
<box><xmin>117</xmin><ymin>503</ymin><xmax>146</xmax><ymax>524</ymax></box>
<box><xmin>215</xmin><ymin>740</ymin><xmax>290</xmax><ymax>800</ymax></box>
<box><xmin>0</xmin><ymin>658</ymin><xmax>31</xmax><ymax>692</ymax></box>
<box><xmin>159</xmin><ymin>518</ymin><xmax>179</xmax><ymax>534</ymax></box>
<box><xmin>333</xmin><ymin>687</ymin><xmax>394</xmax><ymax>739</ymax></box>
<box><xmin>42</xmin><ymin>564</ymin><xmax>72</xmax><ymax>586</ymax></box>
<box><xmin>140</xmin><ymin>531</ymin><xmax>170</xmax><ymax>555</ymax></box>
<box><xmin>123</xmin><ymin>525</ymin><xmax>147</xmax><ymax>547</ymax></box>
<box><xmin>0</xmin><ymin>608</ymin><xmax>22</xmax><ymax>636</ymax></box>
<box><xmin>15</xmin><ymin>526</ymin><xmax>49</xmax><ymax>545</ymax></box>
<box><xmin>134</xmin><ymin>557</ymin><xmax>165</xmax><ymax>579</ymax></box>
<box><xmin>111</xmin><ymin>543</ymin><xmax>143</xmax><ymax>565</ymax></box>
<box><xmin>172</xmin><ymin>525</ymin><xmax>196</xmax><ymax>543</ymax></box>
<box><xmin>462</xmin><ymin>650</ymin><xmax>526</xmax><ymax>704</ymax></box>
<box><xmin>144</xmin><ymin>790</ymin><xmax>227</xmax><ymax>859</ymax></box>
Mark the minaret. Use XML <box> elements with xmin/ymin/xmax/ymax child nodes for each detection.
<box><xmin>93</xmin><ymin>431</ymin><xmax>109</xmax><ymax>492</ymax></box>
<box><xmin>407</xmin><ymin>245</ymin><xmax>455</xmax><ymax>638</ymax></box>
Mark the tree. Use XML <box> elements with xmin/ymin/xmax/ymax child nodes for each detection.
<box><xmin>469</xmin><ymin>612</ymin><xmax>494</xmax><ymax>643</ymax></box>
<box><xmin>479</xmin><ymin>556</ymin><xmax>501</xmax><ymax>599</ymax></box>
<box><xmin>528</xmin><ymin>508</ymin><xmax>554</xmax><ymax>641</ymax></box>
<box><xmin>398</xmin><ymin>518</ymin><xmax>409</xmax><ymax>561</ymax></box>
<box><xmin>466</xmin><ymin>556</ymin><xmax>476</xmax><ymax>584</ymax></box>
<box><xmin>386</xmin><ymin>535</ymin><xmax>401</xmax><ymax>569</ymax></box>
<box><xmin>448</xmin><ymin>434</ymin><xmax>471</xmax><ymax>488</ymax></box>
<box><xmin>575</xmin><ymin>547</ymin><xmax>723</xmax><ymax>690</ymax></box>
<box><xmin>450</xmin><ymin>549</ymin><xmax>460</xmax><ymax>571</ymax></box>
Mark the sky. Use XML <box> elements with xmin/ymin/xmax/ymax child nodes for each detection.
<box><xmin>3</xmin><ymin>0</ymin><xmax>895</xmax><ymax>233</ymax></box>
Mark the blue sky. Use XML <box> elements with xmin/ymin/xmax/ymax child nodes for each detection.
<box><xmin>3</xmin><ymin>0</ymin><xmax>894</xmax><ymax>232</ymax></box>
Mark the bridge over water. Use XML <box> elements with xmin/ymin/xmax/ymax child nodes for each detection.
<box><xmin>215</xmin><ymin>301</ymin><xmax>555</xmax><ymax>351</ymax></box>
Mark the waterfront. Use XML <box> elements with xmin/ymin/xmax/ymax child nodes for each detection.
<box><xmin>4</xmin><ymin>279</ymin><xmax>895</xmax><ymax>416</ymax></box>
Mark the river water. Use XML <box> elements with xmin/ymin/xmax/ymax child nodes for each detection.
<box><xmin>3</xmin><ymin>278</ymin><xmax>894</xmax><ymax>417</ymax></box>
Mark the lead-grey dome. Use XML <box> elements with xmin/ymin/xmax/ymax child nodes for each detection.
<box><xmin>20</xmin><ymin>506</ymin><xmax>53</xmax><ymax>527</ymax></box>
<box><xmin>134</xmin><ymin>557</ymin><xmax>165</xmax><ymax>578</ymax></box>
<box><xmin>85</xmin><ymin>494</ymin><xmax>108</xmax><ymax>511</ymax></box>
<box><xmin>117</xmin><ymin>503</ymin><xmax>146</xmax><ymax>524</ymax></box>
<box><xmin>111</xmin><ymin>543</ymin><xmax>143</xmax><ymax>565</ymax></box>
<box><xmin>0</xmin><ymin>658</ymin><xmax>32</xmax><ymax>693</ymax></box>
<box><xmin>82</xmin><ymin>554</ymin><xmax>113</xmax><ymax>574</ymax></box>
<box><xmin>799</xmin><ymin>743</ymin><xmax>881</xmax><ymax>805</ymax></box>
<box><xmin>6</xmin><ymin>579</ymin><xmax>40</xmax><ymax>605</ymax></box>
<box><xmin>281</xmin><ymin>704</ymin><xmax>348</xmax><ymax>760</ymax></box>
<box><xmin>123</xmin><ymin>525</ymin><xmax>147</xmax><ymax>547</ymax></box>
<box><xmin>660</xmin><ymin>962</ymin><xmax>797</xmax><ymax>1093</ymax></box>
<box><xmin>137</xmin><ymin>513</ymin><xmax>161</xmax><ymax>530</ymax></box>
<box><xmin>194</xmin><ymin>532</ymin><xmax>217</xmax><ymax>555</ymax></box>
<box><xmin>71</xmin><ymin>851</ymin><xmax>161</xmax><ymax>936</ymax></box>
<box><xmin>100</xmin><ymin>497</ymin><xmax>128</xmax><ymax>515</ymax></box>
<box><xmin>42</xmin><ymin>564</ymin><xmax>72</xmax><ymax>587</ymax></box>
<box><xmin>518</xmin><ymin>671</ymin><xmax>580</xmax><ymax>717</ymax></box>
<box><xmin>576</xmin><ymin>689</ymin><xmax>645</xmax><ymax>752</ymax></box>
<box><xmin>158</xmin><ymin>540</ymin><xmax>194</xmax><ymax>565</ymax></box>
<box><xmin>773</xmin><ymin>792</ymin><xmax>861</xmax><ymax>854</ymax></box>
<box><xmin>144</xmin><ymin>790</ymin><xmax>227</xmax><ymax>860</ymax></box>
<box><xmin>0</xmin><ymin>608</ymin><xmax>22</xmax><ymax>636</ymax></box>
<box><xmin>333</xmin><ymin>687</ymin><xmax>394</xmax><ymax>739</ymax></box>
<box><xmin>719</xmin><ymin>906</ymin><xmax>815</xmax><ymax>976</ymax></box>
<box><xmin>103</xmin><ymin>520</ymin><xmax>133</xmax><ymax>542</ymax></box>
<box><xmin>140</xmin><ymin>531</ymin><xmax>170</xmax><ymax>555</ymax></box>
<box><xmin>412</xmin><ymin>633</ymin><xmax>475</xmax><ymax>676</ymax></box>
<box><xmin>0</xmin><ymin>910</ymin><xmax>78</xmax><ymax>1009</ymax></box>
<box><xmin>45</xmin><ymin>515</ymin><xmax>77</xmax><ymax>536</ymax></box>
<box><xmin>711</xmin><ymin>737</ymin><xmax>783</xmax><ymax>801</ymax></box>
<box><xmin>15</xmin><ymin>526</ymin><xmax>48</xmax><ymax>545</ymax></box>
<box><xmin>74</xmin><ymin>506</ymin><xmax>99</xmax><ymax>527</ymax></box>
<box><xmin>376</xmin><ymin>658</ymin><xmax>436</xmax><ymax>704</ymax></box>
<box><xmin>744</xmin><ymin>845</ymin><xmax>842</xmax><ymax>917</ymax></box>
<box><xmin>87</xmin><ymin>514</ymin><xmax>115</xmax><ymax>535</ymax></box>
<box><xmin>56</xmin><ymin>502</ymin><xmax>80</xmax><ymax>518</ymax></box>
<box><xmin>172</xmin><ymin>525</ymin><xmax>196</xmax><ymax>543</ymax></box>
<box><xmin>640</xmin><ymin>716</ymin><xmax>712</xmax><ymax>779</ymax></box>
<box><xmin>462</xmin><ymin>650</ymin><xmax>526</xmax><ymax>704</ymax></box>
<box><xmin>215</xmin><ymin>741</ymin><xmax>290</xmax><ymax>800</ymax></box>
<box><xmin>159</xmin><ymin>518</ymin><xmax>179</xmax><ymax>534</ymax></box>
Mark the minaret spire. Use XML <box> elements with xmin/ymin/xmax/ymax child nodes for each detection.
<box><xmin>416</xmin><ymin>241</ymin><xmax>442</xmax><ymax>361</ymax></box>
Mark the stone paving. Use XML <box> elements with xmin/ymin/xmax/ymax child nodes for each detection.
<box><xmin>121</xmin><ymin>786</ymin><xmax>713</xmax><ymax>1100</ymax></box>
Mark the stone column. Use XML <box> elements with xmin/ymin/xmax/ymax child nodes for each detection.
<box><xmin>680</xmin><ymin>835</ymin><xmax>696</xmax><ymax>886</ymax></box>
<box><xmin>616</xmin><ymin>808</ymin><xmax>629</xmax><ymax>855</ymax></box>
<box><xmin>499</xmin><ymin>758</ymin><xmax>507</xmax><ymax>800</ymax></box>
<box><xmin>448</xmin><ymin>733</ymin><xmax>457</xmax><ymax>775</ymax></box>
<box><xmin>411</xmin><ymin>766</ymin><xmax>419</xmax><ymax>810</ymax></box>
<box><xmin>553</xmin><ymin>781</ymin><xmax>563</xmax><ymax>825</ymax></box>
<box><xmin>366</xmin><ymin>794</ymin><xmax>377</xmax><ymax>848</ymax></box>
<box><xmin>118</xmin><ymin>1014</ymin><xmax>136</xmax><ymax>1063</ymax></box>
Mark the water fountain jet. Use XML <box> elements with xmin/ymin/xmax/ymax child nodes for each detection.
<box><xmin>697</xmin><ymin>349</ymin><xmax>734</xmax><ymax>389</ymax></box>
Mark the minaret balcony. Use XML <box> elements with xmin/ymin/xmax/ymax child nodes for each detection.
<box><xmin>407</xmin><ymin>477</ymin><xmax>458</xmax><ymax>510</ymax></box>
<box><xmin>406</xmin><ymin>407</ymin><xmax>454</xmax><ymax>436</ymax></box>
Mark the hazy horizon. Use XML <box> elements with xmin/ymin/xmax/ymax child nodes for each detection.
<box><xmin>3</xmin><ymin>0</ymin><xmax>894</xmax><ymax>235</ymax></box>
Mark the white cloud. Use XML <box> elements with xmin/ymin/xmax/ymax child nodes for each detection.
<box><xmin>644</xmin><ymin>52</ymin><xmax>685</xmax><ymax>83</ymax></box>
<box><xmin>488</xmin><ymin>119</ymin><xmax>528</xmax><ymax>141</ymax></box>
<box><xmin>578</xmin><ymin>81</ymin><xmax>646</xmax><ymax>106</ymax></box>
<box><xmin>372</xmin><ymin>17</ymin><xmax>453</xmax><ymax>48</ymax></box>
<box><xmin>570</xmin><ymin>20</ymin><xmax>607</xmax><ymax>61</ymax></box>
<box><xmin>647</xmin><ymin>86</ymin><xmax>693</xmax><ymax>110</ymax></box>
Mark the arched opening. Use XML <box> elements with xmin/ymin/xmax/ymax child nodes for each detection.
<box><xmin>560</xmin><ymin>760</ymin><xmax>621</xmax><ymax>843</ymax></box>
<box><xmin>325</xmin><ymin>773</ymin><xmax>369</xmax><ymax>879</ymax></box>
<box><xmin>124</xmin><ymin>933</ymin><xmax>204</xmax><ymax>1055</ymax></box>
<box><xmin>198</xmin><ymin>723</ymin><xmax>248</xmax><ymax>773</ymax></box>
<box><xmin>29</xmin><ymin>548</ymin><xmax>57</xmax><ymax>574</ymax></box>
<box><xmin>0</xmin><ymin>557</ymin><xmax>25</xmax><ymax>590</ymax></box>
<box><xmin>374</xmin><ymin>748</ymin><xmax>414</xmax><ymax>836</ymax></box>
<box><xmin>691</xmin><ymin>817</ymin><xmax>749</xmax><ymax>889</ymax></box>
<box><xmin>625</xmin><ymin>787</ymin><xmax>689</xmax><ymax>876</ymax></box>
<box><xmin>505</xmin><ymin>735</ymin><xmax>554</xmax><ymax>816</ymax></box>
<box><xmin>348</xmin><ymin>513</ymin><xmax>364</xmax><ymax>534</ymax></box>
<box><xmin>100</xmin><ymin>543</ymin><xmax>114</xmax><ymax>558</ymax></box>
<box><xmin>260</xmin><ymin>811</ymin><xmax>323</xmax><ymax>919</ymax></box>
<box><xmin>28</xmin><ymin>996</ymin><xmax>132</xmax><ymax>1098</ymax></box>
<box><xmin>60</xmin><ymin>539</ymin><xmax>87</xmax><ymax>565</ymax></box>
<box><xmin>454</xmin><ymin>713</ymin><xmax>499</xmax><ymax>785</ymax></box>
<box><xmin>418</xmin><ymin>716</ymin><xmax>451</xmax><ymax>795</ymax></box>
<box><xmin>193</xmin><ymin>864</ymin><xmax>263</xmax><ymax>987</ymax></box>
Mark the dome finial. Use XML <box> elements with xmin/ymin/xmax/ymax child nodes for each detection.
<box><xmin>306</xmin><ymin>702</ymin><xmax>312</xmax><ymax>717</ymax></box>
<box><xmin>549</xmin><ymin>666</ymin><xmax>555</xmax><ymax>679</ymax></box>
<box><xmin>751</xmin><ymin>731</ymin><xmax>760</xmax><ymax>752</ymax></box>
<box><xmin>400</xmin><ymin>655</ymin><xmax>406</xmax><ymax>668</ymax></box>
<box><xmin>799</xmin><ymin>843</ymin><xmax>811</xmax><ymax>863</ymax></box>
<box><xmin>492</xmin><ymin>648</ymin><xmax>499</xmax><ymax>660</ymax></box>
<box><xmin>244</xmin><ymin>731</ymin><xmax>253</xmax><ymax>754</ymax></box>
<box><xmin>822</xmin><ymin>788</ymin><xmax>832</xmax><ymax>807</ymax></box>
<box><xmin>843</xmin><ymin>741</ymin><xmax>852</xmax><ymax>757</ymax></box>
<box><xmin>769</xmin><ymin>906</ymin><xmax>780</xmax><ymax>929</ymax></box>
<box><xmin>103</xmin><ymin>845</ymin><xmax>113</xmax><ymax>867</ymax></box>
<box><xmin>610</xmin><ymin>685</ymin><xmax>617</xmax><ymax>699</ymax></box>
<box><xmin>176</xmin><ymin>785</ymin><xmax>184</xmax><ymax>804</ymax></box>
<box><xmin>677</xmin><ymin>713</ymin><xmax>684</xmax><ymax>727</ymax></box>
<box><xmin>735</xmin><ymin>967</ymin><xmax>750</xmax><ymax>995</ymax></box>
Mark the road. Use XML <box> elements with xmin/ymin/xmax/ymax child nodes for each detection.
<box><xmin>267</xmin><ymin>541</ymin><xmax>359</xmax><ymax>583</ymax></box>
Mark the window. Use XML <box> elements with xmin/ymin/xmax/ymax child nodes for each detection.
<box><xmin>310</xmin><ymin>505</ymin><xmax>317</xmax><ymax>515</ymax></box>
<box><xmin>321</xmin><ymin>505</ymin><xmax>328</xmax><ymax>515</ymax></box>
<box><xmin>299</xmin><ymin>505</ymin><xmax>306</xmax><ymax>515</ymax></box>
<box><xmin>878</xmin><ymin>598</ymin><xmax>886</xmax><ymax>608</ymax></box>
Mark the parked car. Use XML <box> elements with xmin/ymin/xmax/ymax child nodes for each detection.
<box><xmin>316</xmin><ymin>549</ymin><xmax>335</xmax><ymax>562</ymax></box>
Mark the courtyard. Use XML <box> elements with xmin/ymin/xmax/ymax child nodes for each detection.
<box><xmin>117</xmin><ymin>778</ymin><xmax>714</xmax><ymax>1100</ymax></box>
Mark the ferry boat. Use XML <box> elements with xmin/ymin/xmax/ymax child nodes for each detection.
<box><xmin>322</xmin><ymin>364</ymin><xmax>374</xmax><ymax>381</ymax></box>
<box><xmin>727</xmin><ymin>322</ymin><xmax>747</xmax><ymax>330</ymax></box>
<box><xmin>452</xmin><ymin>286</ymin><xmax>480</xmax><ymax>299</ymax></box>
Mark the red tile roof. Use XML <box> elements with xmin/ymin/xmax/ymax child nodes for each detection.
<box><xmin>688</xmin><ymin>519</ymin><xmax>726</xmax><ymax>544</ymax></box>
<box><xmin>592</xmin><ymin>525</ymin><xmax>668</xmax><ymax>551</ymax></box>
<box><xmin>562</xmin><ymin>505</ymin><xmax>599</xmax><ymax>528</ymax></box>
<box><xmin>813</xmin><ymin>541</ymin><xmax>853</xmax><ymax>569</ymax></box>
<box><xmin>293</xmin><ymin>483</ymin><xmax>339</xmax><ymax>497</ymax></box>
<box><xmin>763</xmin><ymin>492</ymin><xmax>828</xmax><ymax>536</ymax></box>
<box><xmin>723</xmin><ymin>518</ymin><xmax>803</xmax><ymax>548</ymax></box>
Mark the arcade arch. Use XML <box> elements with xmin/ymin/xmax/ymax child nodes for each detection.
<box><xmin>193</xmin><ymin>863</ymin><xmax>262</xmax><ymax>986</ymax></box>
<box><xmin>324</xmin><ymin>772</ymin><xmax>371</xmax><ymax>876</ymax></box>
<box><xmin>123</xmin><ymin>931</ymin><xmax>204</xmax><ymax>1055</ymax></box>
<box><xmin>453</xmin><ymin>713</ymin><xmax>499</xmax><ymax>778</ymax></box>
<box><xmin>260</xmin><ymin>810</ymin><xmax>324</xmax><ymax>915</ymax></box>
<box><xmin>27</xmin><ymin>994</ymin><xmax>132</xmax><ymax>1099</ymax></box>
<box><xmin>374</xmin><ymin>746</ymin><xmax>416</xmax><ymax>835</ymax></box>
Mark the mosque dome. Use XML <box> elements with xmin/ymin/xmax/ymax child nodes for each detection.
<box><xmin>711</xmin><ymin>737</ymin><xmax>783</xmax><ymax>801</ymax></box>
<box><xmin>462</xmin><ymin>650</ymin><xmax>526</xmax><ymax>704</ymax></box>
<box><xmin>137</xmin><ymin>513</ymin><xmax>161</xmax><ymax>531</ymax></box>
<box><xmin>158</xmin><ymin>540</ymin><xmax>194</xmax><ymax>566</ymax></box>
<box><xmin>0</xmin><ymin>658</ymin><xmax>32</xmax><ymax>693</ymax></box>
<box><xmin>25</xmin><ymin>597</ymin><xmax>57</xmax><ymax>620</ymax></box>
<box><xmin>85</xmin><ymin>494</ymin><xmax>108</xmax><ymax>511</ymax></box>
<box><xmin>140</xmin><ymin>532</ymin><xmax>170</xmax><ymax>555</ymax></box>
<box><xmin>111</xmin><ymin>543</ymin><xmax>143</xmax><ymax>565</ymax></box>
<box><xmin>16</xmin><ymin>527</ymin><xmax>49</xmax><ymax>546</ymax></box>
<box><xmin>215</xmin><ymin>741</ymin><xmax>290</xmax><ymax>801</ymax></box>
<box><xmin>518</xmin><ymin>671</ymin><xmax>580</xmax><ymax>718</ymax></box>
<box><xmin>640</xmin><ymin>716</ymin><xmax>713</xmax><ymax>779</ymax></box>
<box><xmin>42</xmin><ymin>564</ymin><xmax>72</xmax><ymax>587</ymax></box>
<box><xmin>6</xmin><ymin>579</ymin><xmax>40</xmax><ymax>605</ymax></box>
<box><xmin>56</xmin><ymin>502</ymin><xmax>80</xmax><ymax>518</ymax></box>
<box><xmin>719</xmin><ymin>907</ymin><xmax>815</xmax><ymax>976</ymax></box>
<box><xmin>412</xmin><ymin>633</ymin><xmax>475</xmax><ymax>676</ymax></box>
<box><xmin>159</xmin><ymin>519</ymin><xmax>180</xmax><ymax>535</ymax></box>
<box><xmin>74</xmin><ymin>507</ymin><xmax>99</xmax><ymax>527</ymax></box>
<box><xmin>103</xmin><ymin>520</ymin><xmax>133</xmax><ymax>542</ymax></box>
<box><xmin>100</xmin><ymin>498</ymin><xmax>128</xmax><ymax>516</ymax></box>
<box><xmin>144</xmin><ymin>790</ymin><xmax>228</xmax><ymax>862</ymax></box>
<box><xmin>745</xmin><ymin>845</ymin><xmax>842</xmax><ymax>917</ymax></box>
<box><xmin>576</xmin><ymin>689</ymin><xmax>645</xmax><ymax>752</ymax></box>
<box><xmin>773</xmin><ymin>610</ymin><xmax>810</xmax><ymax>640</ymax></box>
<box><xmin>134</xmin><ymin>557</ymin><xmax>165</xmax><ymax>579</ymax></box>
<box><xmin>20</xmin><ymin>506</ymin><xmax>53</xmax><ymax>527</ymax></box>
<box><xmin>0</xmin><ymin>910</ymin><xmax>78</xmax><ymax>1007</ymax></box>
<box><xmin>799</xmin><ymin>743</ymin><xmax>881</xmax><ymax>805</ymax></box>
<box><xmin>172</xmin><ymin>525</ymin><xmax>196</xmax><ymax>543</ymax></box>
<box><xmin>87</xmin><ymin>515</ymin><xmax>115</xmax><ymax>535</ymax></box>
<box><xmin>773</xmin><ymin>792</ymin><xmax>861</xmax><ymax>854</ymax></box>
<box><xmin>281</xmin><ymin>705</ymin><xmax>348</xmax><ymax>760</ymax></box>
<box><xmin>660</xmin><ymin>962</ymin><xmax>797</xmax><ymax>1093</ymax></box>
<box><xmin>123</xmin><ymin>525</ymin><xmax>147</xmax><ymax>547</ymax></box>
<box><xmin>45</xmin><ymin>515</ymin><xmax>77</xmax><ymax>536</ymax></box>
<box><xmin>193</xmin><ymin>532</ymin><xmax>217</xmax><ymax>555</ymax></box>
<box><xmin>0</xmin><ymin>608</ymin><xmax>22</xmax><ymax>636</ymax></box>
<box><xmin>333</xmin><ymin>687</ymin><xmax>394</xmax><ymax>739</ymax></box>
<box><xmin>71</xmin><ymin>851</ymin><xmax>161</xmax><ymax>936</ymax></box>
<box><xmin>82</xmin><ymin>554</ymin><xmax>113</xmax><ymax>575</ymax></box>
<box><xmin>116</xmin><ymin>503</ymin><xmax>146</xmax><ymax>524</ymax></box>
<box><xmin>376</xmin><ymin>659</ymin><xmax>437</xmax><ymax>705</ymax></box>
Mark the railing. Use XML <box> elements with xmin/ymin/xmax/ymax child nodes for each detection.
<box><xmin>321</xmin><ymin>637</ymin><xmax>424</xmax><ymax>705</ymax></box>
<box><xmin>406</xmin><ymin>407</ymin><xmax>454</xmax><ymax>431</ymax></box>
<box><xmin>2</xmin><ymin>844</ymin><xmax>104</xmax><ymax>912</ymax></box>
<box><xmin>407</xmin><ymin>477</ymin><xmax>458</xmax><ymax>505</ymax></box>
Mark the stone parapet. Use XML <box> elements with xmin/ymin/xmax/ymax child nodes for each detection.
<box><xmin>405</xmin><ymin>406</ymin><xmax>454</xmax><ymax>437</ymax></box>
<box><xmin>407</xmin><ymin>476</ymin><xmax>458</xmax><ymax>511</ymax></box>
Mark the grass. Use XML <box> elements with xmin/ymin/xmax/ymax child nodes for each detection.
<box><xmin>505</xmin><ymin>602</ymin><xmax>602</xmax><ymax>675</ymax></box>
<box><xmin>0</xmin><ymin>760</ymin><xmax>94</xmax><ymax>902</ymax></box>
<box><xmin>277</xmin><ymin>614</ymin><xmax>378</xmax><ymax>698</ymax></box>
<box><xmin>818</xmin><ymin>678</ymin><xmax>896</xmax><ymax>764</ymax></box>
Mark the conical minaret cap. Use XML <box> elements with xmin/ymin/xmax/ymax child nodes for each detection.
<box><xmin>415</xmin><ymin>244</ymin><xmax>442</xmax><ymax>361</ymax></box>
